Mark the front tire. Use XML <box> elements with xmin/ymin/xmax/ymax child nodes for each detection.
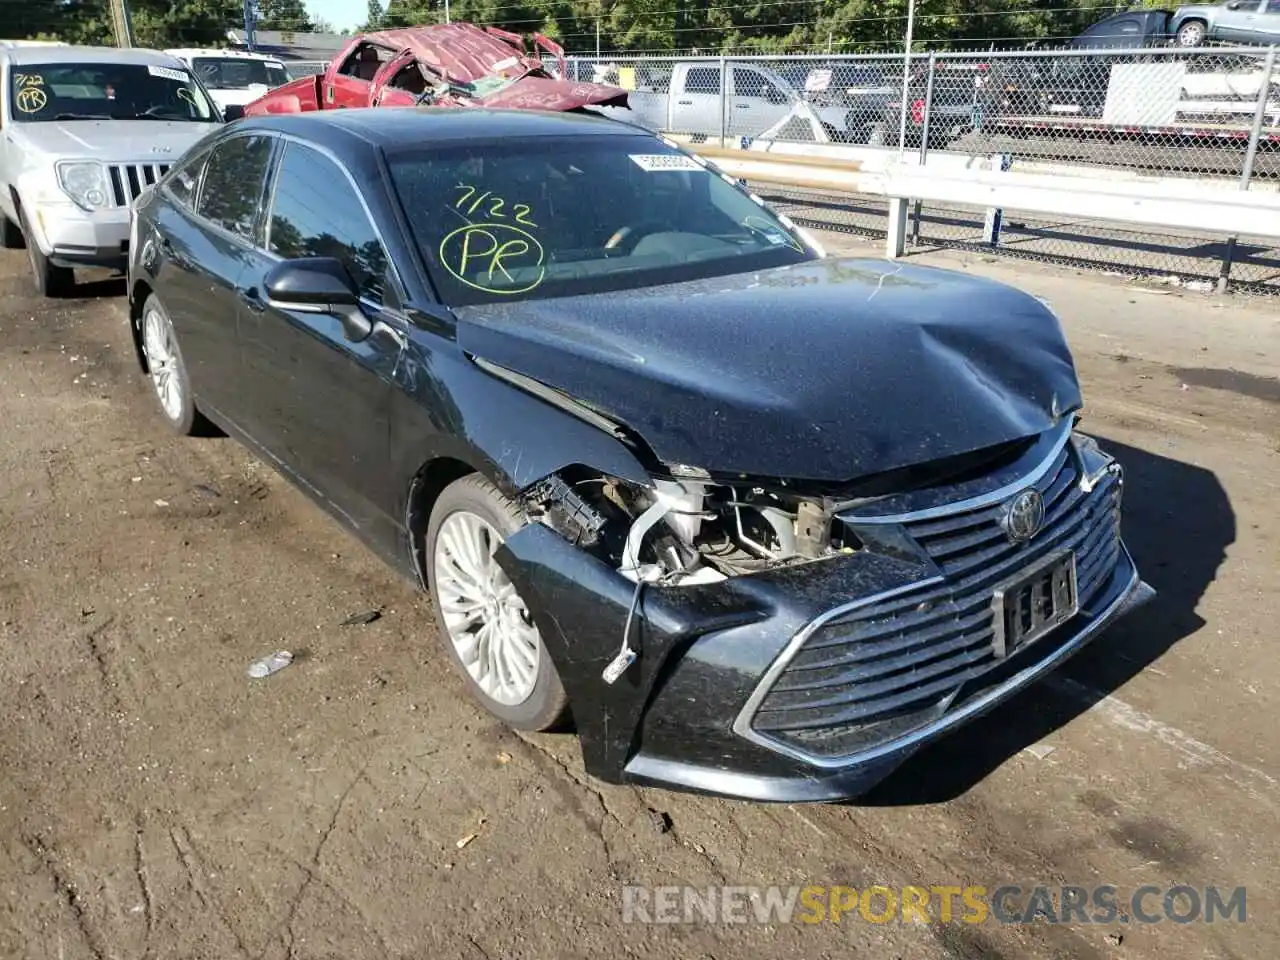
<box><xmin>18</xmin><ymin>205</ymin><xmax>73</xmax><ymax>297</ymax></box>
<box><xmin>426</xmin><ymin>475</ymin><xmax>569</xmax><ymax>732</ymax></box>
<box><xmin>139</xmin><ymin>294</ymin><xmax>204</xmax><ymax>436</ymax></box>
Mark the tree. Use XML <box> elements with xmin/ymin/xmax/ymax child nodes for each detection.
<box><xmin>255</xmin><ymin>0</ymin><xmax>313</xmax><ymax>32</ymax></box>
<box><xmin>5</xmin><ymin>0</ymin><xmax>1153</xmax><ymax>55</ymax></box>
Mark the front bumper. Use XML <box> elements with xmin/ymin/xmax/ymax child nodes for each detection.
<box><xmin>497</xmin><ymin>427</ymin><xmax>1154</xmax><ymax>803</ymax></box>
<box><xmin>629</xmin><ymin>555</ymin><xmax>1152</xmax><ymax>801</ymax></box>
<box><xmin>26</xmin><ymin>199</ymin><xmax>129</xmax><ymax>271</ymax></box>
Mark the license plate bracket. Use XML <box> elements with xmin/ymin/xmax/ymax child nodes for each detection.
<box><xmin>991</xmin><ymin>549</ymin><xmax>1078</xmax><ymax>658</ymax></box>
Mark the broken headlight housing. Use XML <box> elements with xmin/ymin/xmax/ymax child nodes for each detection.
<box><xmin>522</xmin><ymin>466</ymin><xmax>847</xmax><ymax>587</ymax></box>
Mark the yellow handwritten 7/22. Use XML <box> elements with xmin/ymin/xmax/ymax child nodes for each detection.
<box><xmin>453</xmin><ymin>184</ymin><xmax>536</xmax><ymax>227</ymax></box>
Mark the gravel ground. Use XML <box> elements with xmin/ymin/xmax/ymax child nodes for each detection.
<box><xmin>0</xmin><ymin>235</ymin><xmax>1276</xmax><ymax>959</ymax></box>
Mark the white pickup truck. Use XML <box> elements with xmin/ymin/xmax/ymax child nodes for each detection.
<box><xmin>593</xmin><ymin>61</ymin><xmax>870</xmax><ymax>143</ymax></box>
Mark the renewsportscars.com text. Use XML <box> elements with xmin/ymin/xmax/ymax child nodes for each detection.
<box><xmin>621</xmin><ymin>884</ymin><xmax>1246</xmax><ymax>926</ymax></box>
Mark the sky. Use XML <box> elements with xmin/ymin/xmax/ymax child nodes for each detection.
<box><xmin>305</xmin><ymin>0</ymin><xmax>364</xmax><ymax>33</ymax></box>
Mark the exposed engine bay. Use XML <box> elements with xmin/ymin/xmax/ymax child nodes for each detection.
<box><xmin>521</xmin><ymin>467</ymin><xmax>854</xmax><ymax>588</ymax></box>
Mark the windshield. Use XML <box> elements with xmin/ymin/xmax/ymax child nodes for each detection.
<box><xmin>191</xmin><ymin>57</ymin><xmax>288</xmax><ymax>90</ymax></box>
<box><xmin>7</xmin><ymin>62</ymin><xmax>219</xmax><ymax>122</ymax></box>
<box><xmin>387</xmin><ymin>135</ymin><xmax>815</xmax><ymax>306</ymax></box>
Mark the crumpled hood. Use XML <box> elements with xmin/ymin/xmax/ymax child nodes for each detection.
<box><xmin>13</xmin><ymin>119</ymin><xmax>220</xmax><ymax>162</ymax></box>
<box><xmin>471</xmin><ymin>75</ymin><xmax>628</xmax><ymax>111</ymax></box>
<box><xmin>454</xmin><ymin>258</ymin><xmax>1082</xmax><ymax>484</ymax></box>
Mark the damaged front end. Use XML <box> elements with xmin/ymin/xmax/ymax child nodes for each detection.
<box><xmin>496</xmin><ymin>419</ymin><xmax>1153</xmax><ymax>802</ymax></box>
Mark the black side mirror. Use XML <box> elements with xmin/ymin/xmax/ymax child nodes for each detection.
<box><xmin>224</xmin><ymin>103</ymin><xmax>246</xmax><ymax>122</ymax></box>
<box><xmin>264</xmin><ymin>257</ymin><xmax>372</xmax><ymax>341</ymax></box>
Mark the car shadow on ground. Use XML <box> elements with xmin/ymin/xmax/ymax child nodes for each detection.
<box><xmin>68</xmin><ymin>274</ymin><xmax>127</xmax><ymax>300</ymax></box>
<box><xmin>853</xmin><ymin>435</ymin><xmax>1235</xmax><ymax>807</ymax></box>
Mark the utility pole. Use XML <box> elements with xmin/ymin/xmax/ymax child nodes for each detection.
<box><xmin>897</xmin><ymin>0</ymin><xmax>916</xmax><ymax>155</ymax></box>
<box><xmin>108</xmin><ymin>0</ymin><xmax>135</xmax><ymax>48</ymax></box>
<box><xmin>243</xmin><ymin>0</ymin><xmax>258</xmax><ymax>51</ymax></box>
<box><xmin>444</xmin><ymin>0</ymin><xmax>451</xmax><ymax>24</ymax></box>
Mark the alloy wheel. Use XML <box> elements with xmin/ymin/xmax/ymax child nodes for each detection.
<box><xmin>142</xmin><ymin>306</ymin><xmax>184</xmax><ymax>423</ymax></box>
<box><xmin>433</xmin><ymin>510</ymin><xmax>542</xmax><ymax>706</ymax></box>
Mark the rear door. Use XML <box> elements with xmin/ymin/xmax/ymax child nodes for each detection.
<box><xmin>668</xmin><ymin>65</ymin><xmax>723</xmax><ymax>135</ymax></box>
<box><xmin>161</xmin><ymin>133</ymin><xmax>275</xmax><ymax>420</ymax></box>
<box><xmin>729</xmin><ymin>66</ymin><xmax>793</xmax><ymax>137</ymax></box>
<box><xmin>236</xmin><ymin>139</ymin><xmax>403</xmax><ymax>532</ymax></box>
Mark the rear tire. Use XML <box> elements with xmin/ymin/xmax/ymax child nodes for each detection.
<box><xmin>426</xmin><ymin>474</ymin><xmax>570</xmax><ymax>732</ymax></box>
<box><xmin>1</xmin><ymin>213</ymin><xmax>23</xmax><ymax>250</ymax></box>
<box><xmin>1177</xmin><ymin>20</ymin><xmax>1206</xmax><ymax>46</ymax></box>
<box><xmin>139</xmin><ymin>293</ymin><xmax>206</xmax><ymax>436</ymax></box>
<box><xmin>18</xmin><ymin>205</ymin><xmax>73</xmax><ymax>298</ymax></box>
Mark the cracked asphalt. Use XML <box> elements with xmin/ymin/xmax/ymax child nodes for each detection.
<box><xmin>0</xmin><ymin>235</ymin><xmax>1277</xmax><ymax>959</ymax></box>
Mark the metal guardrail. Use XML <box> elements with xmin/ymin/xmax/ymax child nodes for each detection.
<box><xmin>568</xmin><ymin>46</ymin><xmax>1280</xmax><ymax>290</ymax></box>
<box><xmin>565</xmin><ymin>47</ymin><xmax>1276</xmax><ymax>293</ymax></box>
<box><xmin>685</xmin><ymin>140</ymin><xmax>1280</xmax><ymax>294</ymax></box>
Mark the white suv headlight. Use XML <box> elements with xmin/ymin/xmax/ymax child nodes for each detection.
<box><xmin>55</xmin><ymin>160</ymin><xmax>111</xmax><ymax>212</ymax></box>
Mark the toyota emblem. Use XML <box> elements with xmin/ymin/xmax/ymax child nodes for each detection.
<box><xmin>1003</xmin><ymin>489</ymin><xmax>1045</xmax><ymax>543</ymax></box>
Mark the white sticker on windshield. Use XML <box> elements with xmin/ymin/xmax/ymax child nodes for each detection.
<box><xmin>630</xmin><ymin>154</ymin><xmax>703</xmax><ymax>172</ymax></box>
<box><xmin>148</xmin><ymin>65</ymin><xmax>190</xmax><ymax>83</ymax></box>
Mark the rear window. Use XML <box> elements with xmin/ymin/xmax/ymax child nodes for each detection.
<box><xmin>191</xmin><ymin>57</ymin><xmax>288</xmax><ymax>90</ymax></box>
<box><xmin>386</xmin><ymin>134</ymin><xmax>815</xmax><ymax>306</ymax></box>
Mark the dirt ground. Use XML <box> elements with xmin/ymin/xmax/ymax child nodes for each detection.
<box><xmin>0</xmin><ymin>233</ymin><xmax>1277</xmax><ymax>960</ymax></box>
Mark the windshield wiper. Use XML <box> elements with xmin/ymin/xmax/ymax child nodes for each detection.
<box><xmin>54</xmin><ymin>113</ymin><xmax>113</xmax><ymax>120</ymax></box>
<box><xmin>122</xmin><ymin>114</ymin><xmax>203</xmax><ymax>122</ymax></box>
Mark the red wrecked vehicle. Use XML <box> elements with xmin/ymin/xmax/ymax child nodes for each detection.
<box><xmin>242</xmin><ymin>22</ymin><xmax>628</xmax><ymax>117</ymax></box>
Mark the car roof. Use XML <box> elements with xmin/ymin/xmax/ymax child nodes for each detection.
<box><xmin>166</xmin><ymin>48</ymin><xmax>284</xmax><ymax>63</ymax></box>
<box><xmin>236</xmin><ymin>107</ymin><xmax>652</xmax><ymax>151</ymax></box>
<box><xmin>3</xmin><ymin>45</ymin><xmax>189</xmax><ymax>68</ymax></box>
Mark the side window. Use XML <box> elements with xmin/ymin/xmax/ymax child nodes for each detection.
<box><xmin>1265</xmin><ymin>0</ymin><xmax>1280</xmax><ymax>13</ymax></box>
<box><xmin>196</xmin><ymin>135</ymin><xmax>274</xmax><ymax>241</ymax></box>
<box><xmin>338</xmin><ymin>43</ymin><xmax>392</xmax><ymax>82</ymax></box>
<box><xmin>267</xmin><ymin>142</ymin><xmax>388</xmax><ymax>304</ymax></box>
<box><xmin>165</xmin><ymin>149</ymin><xmax>209</xmax><ymax>209</ymax></box>
<box><xmin>733</xmin><ymin>68</ymin><xmax>764</xmax><ymax>99</ymax></box>
<box><xmin>684</xmin><ymin>67</ymin><xmax>720</xmax><ymax>95</ymax></box>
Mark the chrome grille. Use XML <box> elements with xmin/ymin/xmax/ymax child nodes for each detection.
<box><xmin>107</xmin><ymin>163</ymin><xmax>171</xmax><ymax>207</ymax></box>
<box><xmin>750</xmin><ymin>442</ymin><xmax>1122</xmax><ymax>753</ymax></box>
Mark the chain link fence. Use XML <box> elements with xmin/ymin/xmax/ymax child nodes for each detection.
<box><xmin>569</xmin><ymin>47</ymin><xmax>1280</xmax><ymax>293</ymax></box>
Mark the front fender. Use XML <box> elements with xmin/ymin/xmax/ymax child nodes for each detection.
<box><xmin>389</xmin><ymin>337</ymin><xmax>654</xmax><ymax>518</ymax></box>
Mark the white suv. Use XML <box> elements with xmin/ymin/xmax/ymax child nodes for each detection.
<box><xmin>165</xmin><ymin>48</ymin><xmax>289</xmax><ymax>112</ymax></box>
<box><xmin>0</xmin><ymin>45</ymin><xmax>224</xmax><ymax>296</ymax></box>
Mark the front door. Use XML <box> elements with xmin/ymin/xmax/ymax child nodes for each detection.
<box><xmin>1256</xmin><ymin>0</ymin><xmax>1280</xmax><ymax>41</ymax></box>
<box><xmin>237</xmin><ymin>139</ymin><xmax>402</xmax><ymax>533</ymax></box>
<box><xmin>325</xmin><ymin>41</ymin><xmax>394</xmax><ymax>108</ymax></box>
